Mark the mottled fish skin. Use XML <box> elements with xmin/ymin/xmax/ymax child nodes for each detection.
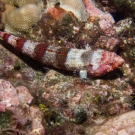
<box><xmin>0</xmin><ymin>31</ymin><xmax>124</xmax><ymax>77</ymax></box>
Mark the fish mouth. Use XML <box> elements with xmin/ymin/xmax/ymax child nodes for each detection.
<box><xmin>86</xmin><ymin>50</ymin><xmax>124</xmax><ymax>77</ymax></box>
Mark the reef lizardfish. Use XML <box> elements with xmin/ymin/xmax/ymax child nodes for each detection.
<box><xmin>0</xmin><ymin>31</ymin><xmax>124</xmax><ymax>78</ymax></box>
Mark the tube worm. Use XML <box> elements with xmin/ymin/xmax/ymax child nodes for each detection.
<box><xmin>0</xmin><ymin>31</ymin><xmax>124</xmax><ymax>78</ymax></box>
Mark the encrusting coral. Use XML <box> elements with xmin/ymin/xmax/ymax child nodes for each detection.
<box><xmin>6</xmin><ymin>4</ymin><xmax>41</xmax><ymax>32</ymax></box>
<box><xmin>13</xmin><ymin>0</ymin><xmax>41</xmax><ymax>7</ymax></box>
<box><xmin>0</xmin><ymin>1</ymin><xmax>6</xmax><ymax>30</ymax></box>
<box><xmin>1</xmin><ymin>0</ymin><xmax>43</xmax><ymax>34</ymax></box>
<box><xmin>2</xmin><ymin>4</ymin><xmax>16</xmax><ymax>23</ymax></box>
<box><xmin>1</xmin><ymin>0</ymin><xmax>14</xmax><ymax>5</ymax></box>
<box><xmin>1</xmin><ymin>0</ymin><xmax>41</xmax><ymax>6</ymax></box>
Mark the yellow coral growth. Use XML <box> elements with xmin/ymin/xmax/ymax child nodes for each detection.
<box><xmin>14</xmin><ymin>0</ymin><xmax>40</xmax><ymax>7</ymax></box>
<box><xmin>1</xmin><ymin>0</ymin><xmax>14</xmax><ymax>5</ymax></box>
<box><xmin>2</xmin><ymin>4</ymin><xmax>16</xmax><ymax>24</ymax></box>
<box><xmin>6</xmin><ymin>4</ymin><xmax>41</xmax><ymax>32</ymax></box>
<box><xmin>1</xmin><ymin>0</ymin><xmax>41</xmax><ymax>7</ymax></box>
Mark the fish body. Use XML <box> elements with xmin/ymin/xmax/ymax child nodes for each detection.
<box><xmin>0</xmin><ymin>31</ymin><xmax>124</xmax><ymax>77</ymax></box>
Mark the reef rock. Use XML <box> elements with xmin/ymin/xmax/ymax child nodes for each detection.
<box><xmin>86</xmin><ymin>111</ymin><xmax>135</xmax><ymax>135</ymax></box>
<box><xmin>0</xmin><ymin>79</ymin><xmax>45</xmax><ymax>134</ymax></box>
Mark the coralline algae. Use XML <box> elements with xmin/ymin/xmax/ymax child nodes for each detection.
<box><xmin>0</xmin><ymin>0</ymin><xmax>135</xmax><ymax>135</ymax></box>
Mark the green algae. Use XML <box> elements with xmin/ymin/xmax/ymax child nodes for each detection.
<box><xmin>73</xmin><ymin>106</ymin><xmax>87</xmax><ymax>124</ymax></box>
<box><xmin>45</xmin><ymin>71</ymin><xmax>71</xmax><ymax>86</ymax></box>
<box><xmin>112</xmin><ymin>0</ymin><xmax>135</xmax><ymax>19</ymax></box>
<box><xmin>39</xmin><ymin>103</ymin><xmax>65</xmax><ymax>129</ymax></box>
<box><xmin>13</xmin><ymin>59</ymin><xmax>23</xmax><ymax>70</ymax></box>
<box><xmin>0</xmin><ymin>111</ymin><xmax>12</xmax><ymax>129</ymax></box>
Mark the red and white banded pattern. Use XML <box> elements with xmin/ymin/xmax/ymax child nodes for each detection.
<box><xmin>0</xmin><ymin>31</ymin><xmax>124</xmax><ymax>77</ymax></box>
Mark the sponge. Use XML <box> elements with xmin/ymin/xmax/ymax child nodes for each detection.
<box><xmin>46</xmin><ymin>0</ymin><xmax>88</xmax><ymax>21</ymax></box>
